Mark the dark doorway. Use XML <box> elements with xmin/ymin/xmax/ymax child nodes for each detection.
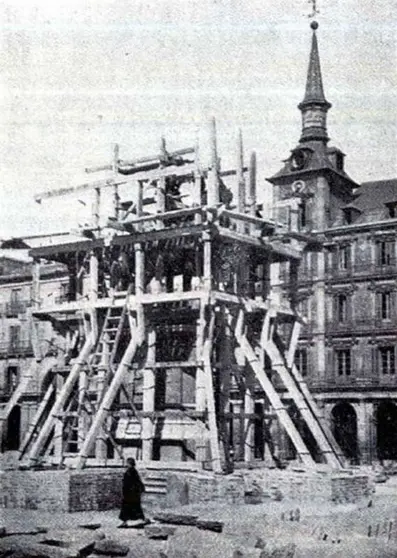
<box><xmin>376</xmin><ymin>401</ymin><xmax>397</xmax><ymax>461</ymax></box>
<box><xmin>4</xmin><ymin>405</ymin><xmax>21</xmax><ymax>451</ymax></box>
<box><xmin>331</xmin><ymin>402</ymin><xmax>358</xmax><ymax>463</ymax></box>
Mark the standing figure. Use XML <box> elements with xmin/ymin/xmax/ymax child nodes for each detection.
<box><xmin>119</xmin><ymin>458</ymin><xmax>146</xmax><ymax>527</ymax></box>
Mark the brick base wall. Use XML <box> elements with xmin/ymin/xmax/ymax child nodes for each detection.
<box><xmin>0</xmin><ymin>467</ymin><xmax>371</xmax><ymax>511</ymax></box>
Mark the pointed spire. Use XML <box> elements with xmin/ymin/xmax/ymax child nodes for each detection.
<box><xmin>301</xmin><ymin>22</ymin><xmax>329</xmax><ymax>106</ymax></box>
<box><xmin>298</xmin><ymin>21</ymin><xmax>331</xmax><ymax>143</ymax></box>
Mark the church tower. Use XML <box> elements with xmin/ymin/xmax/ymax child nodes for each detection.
<box><xmin>268</xmin><ymin>21</ymin><xmax>358</xmax><ymax>232</ymax></box>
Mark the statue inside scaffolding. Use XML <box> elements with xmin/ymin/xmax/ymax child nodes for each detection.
<box><xmin>16</xmin><ymin>118</ymin><xmax>345</xmax><ymax>472</ymax></box>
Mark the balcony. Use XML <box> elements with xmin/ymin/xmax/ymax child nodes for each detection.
<box><xmin>308</xmin><ymin>375</ymin><xmax>397</xmax><ymax>392</ymax></box>
<box><xmin>0</xmin><ymin>340</ymin><xmax>33</xmax><ymax>357</ymax></box>
<box><xmin>326</xmin><ymin>262</ymin><xmax>396</xmax><ymax>282</ymax></box>
<box><xmin>326</xmin><ymin>318</ymin><xmax>397</xmax><ymax>335</ymax></box>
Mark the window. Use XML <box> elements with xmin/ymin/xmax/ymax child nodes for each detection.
<box><xmin>338</xmin><ymin>245</ymin><xmax>351</xmax><ymax>271</ymax></box>
<box><xmin>298</xmin><ymin>201</ymin><xmax>307</xmax><ymax>229</ymax></box>
<box><xmin>386</xmin><ymin>203</ymin><xmax>396</xmax><ymax>218</ymax></box>
<box><xmin>379</xmin><ymin>346</ymin><xmax>395</xmax><ymax>375</ymax></box>
<box><xmin>10</xmin><ymin>289</ymin><xmax>22</xmax><ymax>304</ymax></box>
<box><xmin>336</xmin><ymin>293</ymin><xmax>348</xmax><ymax>323</ymax></box>
<box><xmin>378</xmin><ymin>240</ymin><xmax>395</xmax><ymax>266</ymax></box>
<box><xmin>381</xmin><ymin>292</ymin><xmax>392</xmax><ymax>320</ymax></box>
<box><xmin>9</xmin><ymin>325</ymin><xmax>21</xmax><ymax>349</ymax></box>
<box><xmin>295</xmin><ymin>348</ymin><xmax>308</xmax><ymax>377</ymax></box>
<box><xmin>336</xmin><ymin>349</ymin><xmax>351</xmax><ymax>376</ymax></box>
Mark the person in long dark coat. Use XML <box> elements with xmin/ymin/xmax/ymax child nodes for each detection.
<box><xmin>119</xmin><ymin>458</ymin><xmax>145</xmax><ymax>527</ymax></box>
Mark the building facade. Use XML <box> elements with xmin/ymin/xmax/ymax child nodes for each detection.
<box><xmin>0</xmin><ymin>244</ymin><xmax>68</xmax><ymax>453</ymax></box>
<box><xmin>270</xmin><ymin>22</ymin><xmax>397</xmax><ymax>465</ymax></box>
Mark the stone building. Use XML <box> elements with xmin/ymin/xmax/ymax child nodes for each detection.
<box><xmin>271</xmin><ymin>22</ymin><xmax>397</xmax><ymax>465</ymax></box>
<box><xmin>0</xmin><ymin>240</ymin><xmax>68</xmax><ymax>452</ymax></box>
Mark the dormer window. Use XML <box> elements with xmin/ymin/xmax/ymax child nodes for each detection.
<box><xmin>386</xmin><ymin>202</ymin><xmax>397</xmax><ymax>218</ymax></box>
<box><xmin>336</xmin><ymin>152</ymin><xmax>344</xmax><ymax>171</ymax></box>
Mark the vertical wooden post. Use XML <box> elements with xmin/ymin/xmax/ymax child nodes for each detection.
<box><xmin>207</xmin><ymin>118</ymin><xmax>219</xmax><ymax>206</ymax></box>
<box><xmin>142</xmin><ymin>327</ymin><xmax>155</xmax><ymax>462</ymax></box>
<box><xmin>236</xmin><ymin>129</ymin><xmax>245</xmax><ymax>216</ymax></box>
<box><xmin>31</xmin><ymin>259</ymin><xmax>41</xmax><ymax>309</ymax></box>
<box><xmin>219</xmin><ymin>306</ymin><xmax>232</xmax><ymax>465</ymax></box>
<box><xmin>112</xmin><ymin>143</ymin><xmax>120</xmax><ymax>220</ymax></box>
<box><xmin>136</xmin><ymin>180</ymin><xmax>144</xmax><ymax>232</ymax></box>
<box><xmin>77</xmin><ymin>368</ymin><xmax>88</xmax><ymax>454</ymax></box>
<box><xmin>195</xmin><ymin>301</ymin><xmax>207</xmax><ymax>465</ymax></box>
<box><xmin>203</xmin><ymin>231</ymin><xmax>212</xmax><ymax>291</ymax></box>
<box><xmin>95</xmin><ymin>336</ymin><xmax>110</xmax><ymax>461</ymax></box>
<box><xmin>156</xmin><ymin>136</ymin><xmax>167</xmax><ymax>229</ymax></box>
<box><xmin>194</xmin><ymin>134</ymin><xmax>203</xmax><ymax>224</ymax></box>
<box><xmin>89</xmin><ymin>250</ymin><xmax>99</xmax><ymax>303</ymax></box>
<box><xmin>244</xmin><ymin>378</ymin><xmax>255</xmax><ymax>463</ymax></box>
<box><xmin>135</xmin><ymin>242</ymin><xmax>145</xmax><ymax>343</ymax></box>
<box><xmin>92</xmin><ymin>187</ymin><xmax>101</xmax><ymax>229</ymax></box>
<box><xmin>53</xmin><ymin>374</ymin><xmax>64</xmax><ymax>462</ymax></box>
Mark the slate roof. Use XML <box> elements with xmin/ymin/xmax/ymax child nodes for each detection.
<box><xmin>343</xmin><ymin>179</ymin><xmax>397</xmax><ymax>223</ymax></box>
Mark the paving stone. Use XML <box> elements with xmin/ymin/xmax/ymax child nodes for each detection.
<box><xmin>4</xmin><ymin>528</ymin><xmax>48</xmax><ymax>537</ymax></box>
<box><xmin>144</xmin><ymin>525</ymin><xmax>176</xmax><ymax>540</ymax></box>
<box><xmin>196</xmin><ymin>520</ymin><xmax>223</xmax><ymax>533</ymax></box>
<box><xmin>126</xmin><ymin>539</ymin><xmax>167</xmax><ymax>558</ymax></box>
<box><xmin>152</xmin><ymin>513</ymin><xmax>198</xmax><ymax>527</ymax></box>
<box><xmin>92</xmin><ymin>540</ymin><xmax>129</xmax><ymax>557</ymax></box>
<box><xmin>0</xmin><ymin>540</ymin><xmax>68</xmax><ymax>558</ymax></box>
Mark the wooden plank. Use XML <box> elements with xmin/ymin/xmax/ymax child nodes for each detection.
<box><xmin>127</xmin><ymin>206</ymin><xmax>203</xmax><ymax>225</ymax></box>
<box><xmin>112</xmin><ymin>224</ymin><xmax>204</xmax><ymax>246</ymax></box>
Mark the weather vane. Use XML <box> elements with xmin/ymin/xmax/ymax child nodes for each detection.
<box><xmin>307</xmin><ymin>0</ymin><xmax>320</xmax><ymax>19</ymax></box>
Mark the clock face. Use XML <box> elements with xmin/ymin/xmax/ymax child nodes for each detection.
<box><xmin>290</xmin><ymin>149</ymin><xmax>306</xmax><ymax>171</ymax></box>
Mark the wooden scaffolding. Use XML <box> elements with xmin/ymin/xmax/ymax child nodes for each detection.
<box><xmin>20</xmin><ymin>120</ymin><xmax>345</xmax><ymax>471</ymax></box>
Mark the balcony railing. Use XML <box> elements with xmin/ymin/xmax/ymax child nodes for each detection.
<box><xmin>326</xmin><ymin>262</ymin><xmax>396</xmax><ymax>280</ymax></box>
<box><xmin>0</xmin><ymin>340</ymin><xmax>33</xmax><ymax>357</ymax></box>
<box><xmin>308</xmin><ymin>376</ymin><xmax>397</xmax><ymax>390</ymax></box>
<box><xmin>326</xmin><ymin>318</ymin><xmax>397</xmax><ymax>334</ymax></box>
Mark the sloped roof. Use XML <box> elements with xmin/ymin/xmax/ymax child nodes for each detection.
<box><xmin>352</xmin><ymin>179</ymin><xmax>397</xmax><ymax>211</ymax></box>
<box><xmin>339</xmin><ymin>178</ymin><xmax>397</xmax><ymax>225</ymax></box>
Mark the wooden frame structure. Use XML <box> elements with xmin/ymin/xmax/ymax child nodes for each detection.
<box><xmin>20</xmin><ymin>120</ymin><xmax>345</xmax><ymax>471</ymax></box>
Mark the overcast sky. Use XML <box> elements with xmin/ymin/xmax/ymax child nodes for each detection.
<box><xmin>1</xmin><ymin>0</ymin><xmax>396</xmax><ymax>238</ymax></box>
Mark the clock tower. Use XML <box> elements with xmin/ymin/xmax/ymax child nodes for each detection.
<box><xmin>268</xmin><ymin>21</ymin><xmax>358</xmax><ymax>232</ymax></box>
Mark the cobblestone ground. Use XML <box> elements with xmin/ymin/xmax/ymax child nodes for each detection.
<box><xmin>1</xmin><ymin>476</ymin><xmax>397</xmax><ymax>557</ymax></box>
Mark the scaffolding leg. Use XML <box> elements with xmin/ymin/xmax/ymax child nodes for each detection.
<box><xmin>235</xmin><ymin>311</ymin><xmax>315</xmax><ymax>468</ymax></box>
<box><xmin>27</xmin><ymin>336</ymin><xmax>94</xmax><ymax>466</ymax></box>
<box><xmin>75</xmin><ymin>330</ymin><xmax>141</xmax><ymax>469</ymax></box>
<box><xmin>202</xmin><ymin>310</ymin><xmax>222</xmax><ymax>473</ymax></box>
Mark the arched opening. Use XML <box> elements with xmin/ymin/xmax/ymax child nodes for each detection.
<box><xmin>376</xmin><ymin>401</ymin><xmax>397</xmax><ymax>461</ymax></box>
<box><xmin>331</xmin><ymin>402</ymin><xmax>358</xmax><ymax>463</ymax></box>
<box><xmin>4</xmin><ymin>405</ymin><xmax>21</xmax><ymax>451</ymax></box>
